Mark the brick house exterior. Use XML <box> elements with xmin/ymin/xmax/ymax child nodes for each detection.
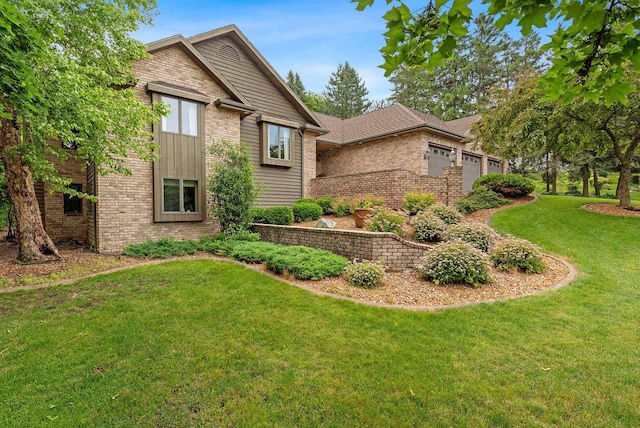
<box><xmin>39</xmin><ymin>25</ymin><xmax>504</xmax><ymax>252</ymax></box>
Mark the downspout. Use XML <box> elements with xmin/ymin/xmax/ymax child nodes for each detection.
<box><xmin>298</xmin><ymin>128</ymin><xmax>305</xmax><ymax>198</ymax></box>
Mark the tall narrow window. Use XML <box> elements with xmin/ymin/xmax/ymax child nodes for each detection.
<box><xmin>63</xmin><ymin>183</ymin><xmax>83</xmax><ymax>215</ymax></box>
<box><xmin>267</xmin><ymin>124</ymin><xmax>291</xmax><ymax>160</ymax></box>
<box><xmin>161</xmin><ymin>97</ymin><xmax>180</xmax><ymax>133</ymax></box>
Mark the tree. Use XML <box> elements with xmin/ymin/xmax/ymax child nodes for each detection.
<box><xmin>323</xmin><ymin>62</ymin><xmax>373</xmax><ymax>119</ymax></box>
<box><xmin>304</xmin><ymin>91</ymin><xmax>329</xmax><ymax>114</ymax></box>
<box><xmin>354</xmin><ymin>0</ymin><xmax>640</xmax><ymax>105</ymax></box>
<box><xmin>286</xmin><ymin>70</ymin><xmax>307</xmax><ymax>102</ymax></box>
<box><xmin>0</xmin><ymin>0</ymin><xmax>163</xmax><ymax>262</ymax></box>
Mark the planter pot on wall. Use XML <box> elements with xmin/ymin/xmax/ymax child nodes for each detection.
<box><xmin>353</xmin><ymin>208</ymin><xmax>372</xmax><ymax>228</ymax></box>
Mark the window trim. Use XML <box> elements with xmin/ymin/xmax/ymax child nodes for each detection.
<box><xmin>160</xmin><ymin>96</ymin><xmax>199</xmax><ymax>137</ymax></box>
<box><xmin>258</xmin><ymin>115</ymin><xmax>297</xmax><ymax>167</ymax></box>
<box><xmin>162</xmin><ymin>178</ymin><xmax>200</xmax><ymax>215</ymax></box>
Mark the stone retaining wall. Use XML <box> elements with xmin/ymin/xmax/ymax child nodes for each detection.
<box><xmin>252</xmin><ymin>224</ymin><xmax>433</xmax><ymax>271</ymax></box>
<box><xmin>309</xmin><ymin>167</ymin><xmax>463</xmax><ymax>208</ymax></box>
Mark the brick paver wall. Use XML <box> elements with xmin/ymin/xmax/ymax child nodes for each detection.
<box><xmin>252</xmin><ymin>224</ymin><xmax>432</xmax><ymax>271</ymax></box>
<box><xmin>309</xmin><ymin>166</ymin><xmax>463</xmax><ymax>208</ymax></box>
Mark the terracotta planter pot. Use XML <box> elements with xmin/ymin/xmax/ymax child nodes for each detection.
<box><xmin>353</xmin><ymin>208</ymin><xmax>372</xmax><ymax>228</ymax></box>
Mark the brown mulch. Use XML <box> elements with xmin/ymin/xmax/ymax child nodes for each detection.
<box><xmin>0</xmin><ymin>239</ymin><xmax>140</xmax><ymax>288</ymax></box>
<box><xmin>583</xmin><ymin>203</ymin><xmax>640</xmax><ymax>217</ymax></box>
<box><xmin>0</xmin><ymin>195</ymin><xmax>576</xmax><ymax>309</ymax></box>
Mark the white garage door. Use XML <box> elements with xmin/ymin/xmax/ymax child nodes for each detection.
<box><xmin>462</xmin><ymin>153</ymin><xmax>481</xmax><ymax>192</ymax></box>
<box><xmin>428</xmin><ymin>145</ymin><xmax>451</xmax><ymax>176</ymax></box>
<box><xmin>488</xmin><ymin>158</ymin><xmax>502</xmax><ymax>174</ymax></box>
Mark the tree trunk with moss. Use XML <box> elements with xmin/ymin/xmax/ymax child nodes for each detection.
<box><xmin>0</xmin><ymin>114</ymin><xmax>59</xmax><ymax>262</ymax></box>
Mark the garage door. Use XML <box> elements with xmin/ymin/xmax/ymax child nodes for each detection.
<box><xmin>462</xmin><ymin>152</ymin><xmax>481</xmax><ymax>192</ymax></box>
<box><xmin>428</xmin><ymin>145</ymin><xmax>451</xmax><ymax>176</ymax></box>
<box><xmin>488</xmin><ymin>158</ymin><xmax>503</xmax><ymax>174</ymax></box>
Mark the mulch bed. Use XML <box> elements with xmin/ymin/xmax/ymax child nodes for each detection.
<box><xmin>0</xmin><ymin>195</ymin><xmax>575</xmax><ymax>309</ymax></box>
<box><xmin>583</xmin><ymin>203</ymin><xmax>640</xmax><ymax>217</ymax></box>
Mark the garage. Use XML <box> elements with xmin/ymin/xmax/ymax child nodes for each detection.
<box><xmin>428</xmin><ymin>144</ymin><xmax>451</xmax><ymax>176</ymax></box>
<box><xmin>462</xmin><ymin>152</ymin><xmax>481</xmax><ymax>192</ymax></box>
<box><xmin>488</xmin><ymin>158</ymin><xmax>503</xmax><ymax>174</ymax></box>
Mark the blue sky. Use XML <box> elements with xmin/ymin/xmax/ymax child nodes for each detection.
<box><xmin>133</xmin><ymin>0</ymin><xmax>545</xmax><ymax>101</ymax></box>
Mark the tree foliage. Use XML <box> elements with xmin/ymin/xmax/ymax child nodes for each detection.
<box><xmin>0</xmin><ymin>0</ymin><xmax>163</xmax><ymax>261</ymax></box>
<box><xmin>354</xmin><ymin>0</ymin><xmax>640</xmax><ymax>105</ymax></box>
<box><xmin>286</xmin><ymin>70</ymin><xmax>307</xmax><ymax>102</ymax></box>
<box><xmin>323</xmin><ymin>62</ymin><xmax>373</xmax><ymax>119</ymax></box>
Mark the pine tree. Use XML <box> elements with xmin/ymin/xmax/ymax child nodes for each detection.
<box><xmin>285</xmin><ymin>70</ymin><xmax>307</xmax><ymax>103</ymax></box>
<box><xmin>323</xmin><ymin>62</ymin><xmax>372</xmax><ymax>119</ymax></box>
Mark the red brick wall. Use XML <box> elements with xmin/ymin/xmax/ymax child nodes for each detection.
<box><xmin>309</xmin><ymin>167</ymin><xmax>463</xmax><ymax>208</ymax></box>
<box><xmin>252</xmin><ymin>224</ymin><xmax>433</xmax><ymax>271</ymax></box>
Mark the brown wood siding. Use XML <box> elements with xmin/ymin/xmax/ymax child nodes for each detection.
<box><xmin>86</xmin><ymin>163</ymin><xmax>97</xmax><ymax>247</ymax></box>
<box><xmin>34</xmin><ymin>181</ymin><xmax>45</xmax><ymax>225</ymax></box>
<box><xmin>193</xmin><ymin>36</ymin><xmax>305</xmax><ymax>207</ymax></box>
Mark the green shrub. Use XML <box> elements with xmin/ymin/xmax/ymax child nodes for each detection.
<box><xmin>490</xmin><ymin>238</ymin><xmax>545</xmax><ymax>274</ymax></box>
<box><xmin>315</xmin><ymin>197</ymin><xmax>334</xmax><ymax>215</ymax></box>
<box><xmin>467</xmin><ymin>187</ymin><xmax>509</xmax><ymax>209</ymax></box>
<box><xmin>250</xmin><ymin>206</ymin><xmax>293</xmax><ymax>225</ymax></box>
<box><xmin>124</xmin><ymin>237</ymin><xmax>202</xmax><ymax>258</ymax></box>
<box><xmin>565</xmin><ymin>184</ymin><xmax>581</xmax><ymax>196</ymax></box>
<box><xmin>350</xmin><ymin>194</ymin><xmax>385</xmax><ymax>209</ymax></box>
<box><xmin>413</xmin><ymin>213</ymin><xmax>446</xmax><ymax>242</ymax></box>
<box><xmin>443</xmin><ymin>223</ymin><xmax>499</xmax><ymax>252</ymax></box>
<box><xmin>418</xmin><ymin>241</ymin><xmax>491</xmax><ymax>286</ymax></box>
<box><xmin>456</xmin><ymin>198</ymin><xmax>481</xmax><ymax>214</ymax></box>
<box><xmin>632</xmin><ymin>175</ymin><xmax>640</xmax><ymax>185</ymax></box>
<box><xmin>265</xmin><ymin>246</ymin><xmax>348</xmax><ymax>280</ymax></box>
<box><xmin>292</xmin><ymin>201</ymin><xmax>323</xmax><ymax>222</ymax></box>
<box><xmin>367</xmin><ymin>208</ymin><xmax>405</xmax><ymax>236</ymax></box>
<box><xmin>345</xmin><ymin>260</ymin><xmax>384</xmax><ymax>288</ymax></box>
<box><xmin>229</xmin><ymin>241</ymin><xmax>280</xmax><ymax>264</ymax></box>
<box><xmin>331</xmin><ymin>198</ymin><xmax>353</xmax><ymax>217</ymax></box>
<box><xmin>472</xmin><ymin>173</ymin><xmax>535</xmax><ymax>197</ymax></box>
<box><xmin>206</xmin><ymin>140</ymin><xmax>259</xmax><ymax>234</ymax></box>
<box><xmin>427</xmin><ymin>203</ymin><xmax>462</xmax><ymax>225</ymax></box>
<box><xmin>295</xmin><ymin>198</ymin><xmax>317</xmax><ymax>204</ymax></box>
<box><xmin>401</xmin><ymin>191</ymin><xmax>437</xmax><ymax>215</ymax></box>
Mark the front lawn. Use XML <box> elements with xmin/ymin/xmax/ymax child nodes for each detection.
<box><xmin>1</xmin><ymin>196</ymin><xmax>639</xmax><ymax>426</ymax></box>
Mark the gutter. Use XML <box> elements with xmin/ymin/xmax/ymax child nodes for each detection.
<box><xmin>299</xmin><ymin>128</ymin><xmax>305</xmax><ymax>198</ymax></box>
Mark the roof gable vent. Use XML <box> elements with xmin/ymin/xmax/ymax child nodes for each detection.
<box><xmin>217</xmin><ymin>44</ymin><xmax>240</xmax><ymax>62</ymax></box>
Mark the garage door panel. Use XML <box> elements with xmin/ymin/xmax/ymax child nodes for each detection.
<box><xmin>462</xmin><ymin>153</ymin><xmax>481</xmax><ymax>192</ymax></box>
<box><xmin>428</xmin><ymin>145</ymin><xmax>451</xmax><ymax>176</ymax></box>
<box><xmin>488</xmin><ymin>158</ymin><xmax>502</xmax><ymax>174</ymax></box>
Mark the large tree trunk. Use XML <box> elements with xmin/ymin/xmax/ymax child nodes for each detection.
<box><xmin>0</xmin><ymin>114</ymin><xmax>60</xmax><ymax>263</ymax></box>
<box><xmin>581</xmin><ymin>164</ymin><xmax>590</xmax><ymax>197</ymax></box>
<box><xmin>618</xmin><ymin>160</ymin><xmax>632</xmax><ymax>208</ymax></box>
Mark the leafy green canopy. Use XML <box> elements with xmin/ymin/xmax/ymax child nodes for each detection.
<box><xmin>354</xmin><ymin>0</ymin><xmax>640</xmax><ymax>105</ymax></box>
<box><xmin>0</xmin><ymin>0</ymin><xmax>163</xmax><ymax>194</ymax></box>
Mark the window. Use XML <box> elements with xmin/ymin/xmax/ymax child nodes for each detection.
<box><xmin>258</xmin><ymin>116</ymin><xmax>297</xmax><ymax>167</ymax></box>
<box><xmin>268</xmin><ymin>124</ymin><xmax>291</xmax><ymax>160</ymax></box>
<box><xmin>162</xmin><ymin>178</ymin><xmax>199</xmax><ymax>214</ymax></box>
<box><xmin>160</xmin><ymin>96</ymin><xmax>198</xmax><ymax>136</ymax></box>
<box><xmin>63</xmin><ymin>183</ymin><xmax>83</xmax><ymax>215</ymax></box>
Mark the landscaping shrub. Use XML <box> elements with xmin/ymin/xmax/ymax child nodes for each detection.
<box><xmin>401</xmin><ymin>191</ymin><xmax>436</xmax><ymax>215</ymax></box>
<box><xmin>350</xmin><ymin>194</ymin><xmax>385</xmax><ymax>209</ymax></box>
<box><xmin>443</xmin><ymin>223</ymin><xmax>500</xmax><ymax>252</ymax></box>
<box><xmin>124</xmin><ymin>237</ymin><xmax>203</xmax><ymax>258</ymax></box>
<box><xmin>490</xmin><ymin>238</ymin><xmax>545</xmax><ymax>274</ymax></box>
<box><xmin>565</xmin><ymin>184</ymin><xmax>582</xmax><ymax>196</ymax></box>
<box><xmin>367</xmin><ymin>208</ymin><xmax>405</xmax><ymax>236</ymax></box>
<box><xmin>331</xmin><ymin>198</ymin><xmax>353</xmax><ymax>217</ymax></box>
<box><xmin>250</xmin><ymin>206</ymin><xmax>293</xmax><ymax>225</ymax></box>
<box><xmin>413</xmin><ymin>212</ymin><xmax>446</xmax><ymax>242</ymax></box>
<box><xmin>264</xmin><ymin>246</ymin><xmax>348</xmax><ymax>280</ymax></box>
<box><xmin>295</xmin><ymin>198</ymin><xmax>317</xmax><ymax>204</ymax></box>
<box><xmin>345</xmin><ymin>260</ymin><xmax>384</xmax><ymax>288</ymax></box>
<box><xmin>292</xmin><ymin>201</ymin><xmax>323</xmax><ymax>222</ymax></box>
<box><xmin>418</xmin><ymin>241</ymin><xmax>491</xmax><ymax>286</ymax></box>
<box><xmin>456</xmin><ymin>198</ymin><xmax>481</xmax><ymax>214</ymax></box>
<box><xmin>427</xmin><ymin>203</ymin><xmax>462</xmax><ymax>225</ymax></box>
<box><xmin>229</xmin><ymin>241</ymin><xmax>280</xmax><ymax>264</ymax></box>
<box><xmin>206</xmin><ymin>140</ymin><xmax>259</xmax><ymax>234</ymax></box>
<box><xmin>315</xmin><ymin>197</ymin><xmax>334</xmax><ymax>215</ymax></box>
<box><xmin>632</xmin><ymin>175</ymin><xmax>640</xmax><ymax>185</ymax></box>
<box><xmin>472</xmin><ymin>173</ymin><xmax>535</xmax><ymax>197</ymax></box>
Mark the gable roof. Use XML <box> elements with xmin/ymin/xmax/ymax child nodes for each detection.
<box><xmin>187</xmin><ymin>25</ymin><xmax>323</xmax><ymax>128</ymax></box>
<box><xmin>446</xmin><ymin>114</ymin><xmax>482</xmax><ymax>137</ymax></box>
<box><xmin>146</xmin><ymin>35</ymin><xmax>250</xmax><ymax>106</ymax></box>
<box><xmin>317</xmin><ymin>103</ymin><xmax>469</xmax><ymax>145</ymax></box>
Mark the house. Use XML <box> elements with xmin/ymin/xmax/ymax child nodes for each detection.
<box><xmin>310</xmin><ymin>104</ymin><xmax>505</xmax><ymax>207</ymax></box>
<box><xmin>36</xmin><ymin>25</ymin><xmax>504</xmax><ymax>253</ymax></box>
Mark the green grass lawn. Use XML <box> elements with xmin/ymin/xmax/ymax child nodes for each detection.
<box><xmin>1</xmin><ymin>196</ymin><xmax>639</xmax><ymax>426</ymax></box>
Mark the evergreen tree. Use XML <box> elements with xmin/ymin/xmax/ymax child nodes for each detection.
<box><xmin>323</xmin><ymin>62</ymin><xmax>372</xmax><ymax>119</ymax></box>
<box><xmin>285</xmin><ymin>70</ymin><xmax>307</xmax><ymax>103</ymax></box>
